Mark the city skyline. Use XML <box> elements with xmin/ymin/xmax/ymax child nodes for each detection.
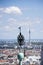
<box><xmin>0</xmin><ymin>0</ymin><xmax>43</xmax><ymax>39</ymax></box>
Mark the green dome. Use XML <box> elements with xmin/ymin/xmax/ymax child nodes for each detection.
<box><xmin>18</xmin><ymin>53</ymin><xmax>24</xmax><ymax>61</ymax></box>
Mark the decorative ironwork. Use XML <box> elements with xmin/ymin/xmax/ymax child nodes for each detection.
<box><xmin>17</xmin><ymin>32</ymin><xmax>24</xmax><ymax>46</ymax></box>
<box><xmin>17</xmin><ymin>27</ymin><xmax>24</xmax><ymax>46</ymax></box>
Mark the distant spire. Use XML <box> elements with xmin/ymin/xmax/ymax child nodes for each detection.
<box><xmin>29</xmin><ymin>28</ymin><xmax>31</xmax><ymax>44</ymax></box>
<box><xmin>29</xmin><ymin>29</ymin><xmax>30</xmax><ymax>34</ymax></box>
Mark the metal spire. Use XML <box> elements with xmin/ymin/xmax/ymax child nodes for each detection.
<box><xmin>18</xmin><ymin>27</ymin><xmax>21</xmax><ymax>33</ymax></box>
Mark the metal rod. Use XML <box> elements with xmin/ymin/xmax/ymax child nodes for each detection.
<box><xmin>18</xmin><ymin>27</ymin><xmax>21</xmax><ymax>33</ymax></box>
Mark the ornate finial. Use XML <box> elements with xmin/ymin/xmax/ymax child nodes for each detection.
<box><xmin>17</xmin><ymin>27</ymin><xmax>24</xmax><ymax>46</ymax></box>
<box><xmin>18</xmin><ymin>27</ymin><xmax>21</xmax><ymax>33</ymax></box>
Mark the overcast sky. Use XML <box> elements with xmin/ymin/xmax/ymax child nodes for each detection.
<box><xmin>0</xmin><ymin>0</ymin><xmax>43</xmax><ymax>39</ymax></box>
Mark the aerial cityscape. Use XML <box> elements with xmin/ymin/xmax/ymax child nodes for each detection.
<box><xmin>0</xmin><ymin>0</ymin><xmax>43</xmax><ymax>65</ymax></box>
<box><xmin>0</xmin><ymin>26</ymin><xmax>42</xmax><ymax>65</ymax></box>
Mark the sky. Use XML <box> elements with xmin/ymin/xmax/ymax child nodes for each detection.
<box><xmin>0</xmin><ymin>0</ymin><xmax>43</xmax><ymax>39</ymax></box>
